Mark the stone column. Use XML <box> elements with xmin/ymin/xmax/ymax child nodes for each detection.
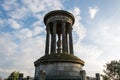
<box><xmin>69</xmin><ymin>23</ymin><xmax>74</xmax><ymax>54</ymax></box>
<box><xmin>96</xmin><ymin>73</ymin><xmax>100</xmax><ymax>80</ymax></box>
<box><xmin>45</xmin><ymin>24</ymin><xmax>50</xmax><ymax>55</ymax></box>
<box><xmin>66</xmin><ymin>33</ymin><xmax>68</xmax><ymax>53</ymax></box>
<box><xmin>62</xmin><ymin>21</ymin><xmax>67</xmax><ymax>53</ymax></box>
<box><xmin>51</xmin><ymin>22</ymin><xmax>56</xmax><ymax>54</ymax></box>
<box><xmin>80</xmin><ymin>70</ymin><xmax>87</xmax><ymax>80</ymax></box>
<box><xmin>51</xmin><ymin>33</ymin><xmax>53</xmax><ymax>54</ymax></box>
<box><xmin>18</xmin><ymin>73</ymin><xmax>23</xmax><ymax>80</ymax></box>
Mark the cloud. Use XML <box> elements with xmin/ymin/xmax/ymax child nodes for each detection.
<box><xmin>0</xmin><ymin>33</ymin><xmax>17</xmax><ymax>56</ymax></box>
<box><xmin>33</xmin><ymin>26</ymin><xmax>44</xmax><ymax>35</ymax></box>
<box><xmin>2</xmin><ymin>0</ymin><xmax>19</xmax><ymax>11</ymax></box>
<box><xmin>0</xmin><ymin>32</ymin><xmax>45</xmax><ymax>78</ymax></box>
<box><xmin>8</xmin><ymin>7</ymin><xmax>29</xmax><ymax>20</ymax></box>
<box><xmin>70</xmin><ymin>7</ymin><xmax>86</xmax><ymax>41</ymax></box>
<box><xmin>0</xmin><ymin>0</ymin><xmax>63</xmax><ymax>78</ymax></box>
<box><xmin>89</xmin><ymin>6</ymin><xmax>99</xmax><ymax>19</ymax></box>
<box><xmin>12</xmin><ymin>36</ymin><xmax>45</xmax><ymax>77</ymax></box>
<box><xmin>22</xmin><ymin>0</ymin><xmax>63</xmax><ymax>13</ymax></box>
<box><xmin>70</xmin><ymin>7</ymin><xmax>103</xmax><ymax>76</ymax></box>
<box><xmin>87</xmin><ymin>19</ymin><xmax>120</xmax><ymax>61</ymax></box>
<box><xmin>0</xmin><ymin>18</ymin><xmax>22</xmax><ymax>30</ymax></box>
<box><xmin>82</xmin><ymin>13</ymin><xmax>120</xmax><ymax>76</ymax></box>
<box><xmin>14</xmin><ymin>26</ymin><xmax>44</xmax><ymax>40</ymax></box>
<box><xmin>8</xmin><ymin>19</ymin><xmax>22</xmax><ymax>29</ymax></box>
<box><xmin>14</xmin><ymin>28</ymin><xmax>33</xmax><ymax>39</ymax></box>
<box><xmin>0</xmin><ymin>19</ymin><xmax>5</xmax><ymax>27</ymax></box>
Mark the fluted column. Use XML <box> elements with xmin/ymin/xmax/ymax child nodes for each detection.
<box><xmin>62</xmin><ymin>21</ymin><xmax>67</xmax><ymax>53</ymax></box>
<box><xmin>45</xmin><ymin>24</ymin><xmax>50</xmax><ymax>55</ymax></box>
<box><xmin>51</xmin><ymin>22</ymin><xmax>56</xmax><ymax>54</ymax></box>
<box><xmin>69</xmin><ymin>23</ymin><xmax>74</xmax><ymax>54</ymax></box>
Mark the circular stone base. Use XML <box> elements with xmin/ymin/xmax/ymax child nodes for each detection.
<box><xmin>34</xmin><ymin>53</ymin><xmax>84</xmax><ymax>80</ymax></box>
<box><xmin>35</xmin><ymin>62</ymin><xmax>83</xmax><ymax>80</ymax></box>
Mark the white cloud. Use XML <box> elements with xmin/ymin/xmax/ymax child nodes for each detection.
<box><xmin>87</xmin><ymin>19</ymin><xmax>120</xmax><ymax>61</ymax></box>
<box><xmin>8</xmin><ymin>19</ymin><xmax>22</xmax><ymax>29</ymax></box>
<box><xmin>2</xmin><ymin>0</ymin><xmax>19</xmax><ymax>11</ymax></box>
<box><xmin>12</xmin><ymin>36</ymin><xmax>45</xmax><ymax>77</ymax></box>
<box><xmin>75</xmin><ymin>44</ymin><xmax>102</xmax><ymax>60</ymax></box>
<box><xmin>71</xmin><ymin>7</ymin><xmax>86</xmax><ymax>41</ymax></box>
<box><xmin>31</xmin><ymin>20</ymin><xmax>45</xmax><ymax>36</ymax></box>
<box><xmin>0</xmin><ymin>33</ymin><xmax>17</xmax><ymax>56</ymax></box>
<box><xmin>0</xmin><ymin>19</ymin><xmax>5</xmax><ymax>27</ymax></box>
<box><xmin>70</xmin><ymin>7</ymin><xmax>103</xmax><ymax>76</ymax></box>
<box><xmin>22</xmin><ymin>0</ymin><xmax>63</xmax><ymax>13</ymax></box>
<box><xmin>19</xmin><ymin>36</ymin><xmax>45</xmax><ymax>59</ymax></box>
<box><xmin>82</xmin><ymin>14</ymin><xmax>120</xmax><ymax>77</ymax></box>
<box><xmin>8</xmin><ymin>7</ymin><xmax>29</xmax><ymax>20</ymax></box>
<box><xmin>15</xmin><ymin>28</ymin><xmax>33</xmax><ymax>39</ymax></box>
<box><xmin>89</xmin><ymin>6</ymin><xmax>99</xmax><ymax>19</ymax></box>
<box><xmin>14</xmin><ymin>26</ymin><xmax>44</xmax><ymax>40</ymax></box>
<box><xmin>33</xmin><ymin>26</ymin><xmax>44</xmax><ymax>35</ymax></box>
<box><xmin>0</xmin><ymin>32</ymin><xmax>45</xmax><ymax>78</ymax></box>
<box><xmin>2</xmin><ymin>0</ymin><xmax>30</xmax><ymax>23</ymax></box>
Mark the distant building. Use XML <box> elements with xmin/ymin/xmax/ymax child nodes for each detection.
<box><xmin>34</xmin><ymin>10</ymin><xmax>101</xmax><ymax>80</ymax></box>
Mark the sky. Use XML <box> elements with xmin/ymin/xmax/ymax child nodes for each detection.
<box><xmin>0</xmin><ymin>0</ymin><xmax>120</xmax><ymax>79</ymax></box>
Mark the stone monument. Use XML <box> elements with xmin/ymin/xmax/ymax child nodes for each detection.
<box><xmin>34</xmin><ymin>10</ymin><xmax>100</xmax><ymax>80</ymax></box>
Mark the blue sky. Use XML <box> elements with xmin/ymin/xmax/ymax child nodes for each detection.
<box><xmin>0</xmin><ymin>0</ymin><xmax>120</xmax><ymax>79</ymax></box>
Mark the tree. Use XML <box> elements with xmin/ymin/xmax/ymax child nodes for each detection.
<box><xmin>102</xmin><ymin>60</ymin><xmax>120</xmax><ymax>80</ymax></box>
<box><xmin>6</xmin><ymin>71</ymin><xmax>19</xmax><ymax>80</ymax></box>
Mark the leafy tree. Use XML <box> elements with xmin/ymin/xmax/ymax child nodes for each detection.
<box><xmin>102</xmin><ymin>60</ymin><xmax>120</xmax><ymax>80</ymax></box>
<box><xmin>7</xmin><ymin>71</ymin><xmax>19</xmax><ymax>80</ymax></box>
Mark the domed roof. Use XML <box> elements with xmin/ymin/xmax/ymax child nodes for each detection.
<box><xmin>34</xmin><ymin>53</ymin><xmax>84</xmax><ymax>67</ymax></box>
